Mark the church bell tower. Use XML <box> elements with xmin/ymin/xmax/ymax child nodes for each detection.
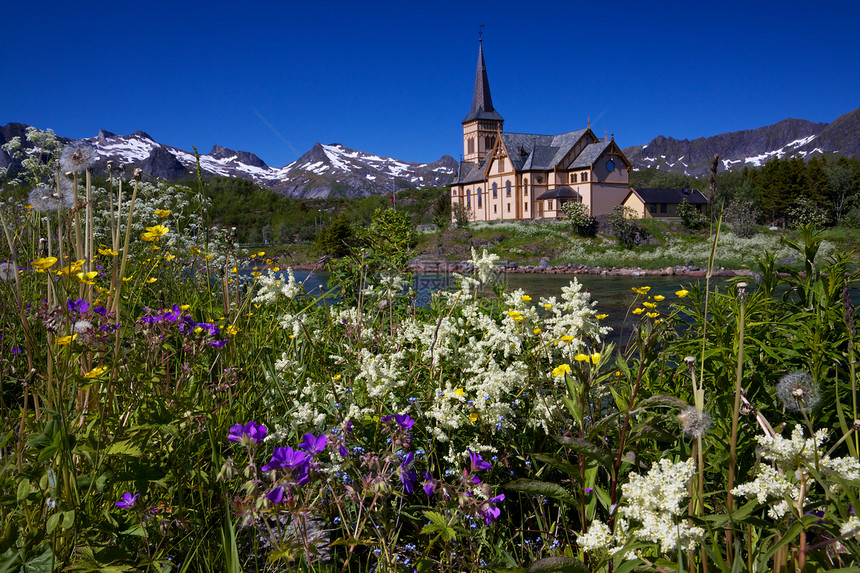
<box><xmin>462</xmin><ymin>40</ymin><xmax>503</xmax><ymax>163</ymax></box>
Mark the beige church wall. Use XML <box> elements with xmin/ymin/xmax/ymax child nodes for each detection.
<box><xmin>591</xmin><ymin>184</ymin><xmax>631</xmax><ymax>216</ymax></box>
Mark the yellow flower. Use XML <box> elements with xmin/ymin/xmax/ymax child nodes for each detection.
<box><xmin>595</xmin><ymin>313</ymin><xmax>608</xmax><ymax>320</ymax></box>
<box><xmin>122</xmin><ymin>276</ymin><xmax>133</xmax><ymax>282</ymax></box>
<box><xmin>469</xmin><ymin>413</ymin><xmax>479</xmax><ymax>423</ymax></box>
<box><xmin>146</xmin><ymin>224</ymin><xmax>169</xmax><ymax>237</ymax></box>
<box><xmin>654</xmin><ymin>295</ymin><xmax>666</xmax><ymax>301</ymax></box>
<box><xmin>453</xmin><ymin>388</ymin><xmax>465</xmax><ymax>398</ymax></box>
<box><xmin>521</xmin><ymin>295</ymin><xmax>532</xmax><ymax>302</ymax></box>
<box><xmin>542</xmin><ymin>303</ymin><xmax>552</xmax><ymax>309</ymax></box>
<box><xmin>194</xmin><ymin>327</ymin><xmax>203</xmax><ymax>333</ymax></box>
<box><xmin>165</xmin><ymin>254</ymin><xmax>176</xmax><ymax>261</ymax></box>
<box><xmin>141</xmin><ymin>232</ymin><xmax>156</xmax><ymax>242</ymax></box>
<box><xmin>251</xmin><ymin>271</ymin><xmax>261</xmax><ymax>277</ymax></box>
<box><xmin>271</xmin><ymin>266</ymin><xmax>280</xmax><ymax>272</ymax></box>
<box><xmin>552</xmin><ymin>364</ymin><xmax>571</xmax><ymax>377</ymax></box>
<box><xmin>83</xmin><ymin>366</ymin><xmax>107</xmax><ymax>379</ymax></box>
<box><xmin>507</xmin><ymin>310</ymin><xmax>521</xmax><ymax>318</ymax></box>
<box><xmin>646</xmin><ymin>312</ymin><xmax>659</xmax><ymax>318</ymax></box>
<box><xmin>154</xmin><ymin>209</ymin><xmax>171</xmax><ymax>218</ymax></box>
<box><xmin>333</xmin><ymin>374</ymin><xmax>342</xmax><ymax>381</ymax></box>
<box><xmin>265</xmin><ymin>258</ymin><xmax>273</xmax><ymax>265</ymax></box>
<box><xmin>150</xmin><ymin>245</ymin><xmax>161</xmax><ymax>250</ymax></box>
<box><xmin>56</xmin><ymin>260</ymin><xmax>84</xmax><ymax>275</ymax></box>
<box><xmin>225</xmin><ymin>325</ymin><xmax>238</xmax><ymax>336</ymax></box>
<box><xmin>231</xmin><ymin>267</ymin><xmax>238</xmax><ymax>273</ymax></box>
<box><xmin>643</xmin><ymin>302</ymin><xmax>657</xmax><ymax>309</ymax></box>
<box><xmin>632</xmin><ymin>308</ymin><xmax>644</xmax><ymax>315</ymax></box>
<box><xmin>590</xmin><ymin>352</ymin><xmax>600</xmax><ymax>364</ymax></box>
<box><xmin>632</xmin><ymin>286</ymin><xmax>651</xmax><ymax>295</ymax></box>
<box><xmin>560</xmin><ymin>335</ymin><xmax>574</xmax><ymax>343</ymax></box>
<box><xmin>179</xmin><ymin>304</ymin><xmax>190</xmax><ymax>310</ymax></box>
<box><xmin>676</xmin><ymin>289</ymin><xmax>689</xmax><ymax>298</ymax></box>
<box><xmin>56</xmin><ymin>334</ymin><xmax>77</xmax><ymax>345</ymax></box>
<box><xmin>533</xmin><ymin>328</ymin><xmax>541</xmax><ymax>335</ymax></box>
<box><xmin>32</xmin><ymin>257</ymin><xmax>58</xmax><ymax>271</ymax></box>
<box><xmin>574</xmin><ymin>353</ymin><xmax>588</xmax><ymax>362</ymax></box>
<box><xmin>257</xmin><ymin>251</ymin><xmax>265</xmax><ymax>257</ymax></box>
<box><xmin>513</xmin><ymin>315</ymin><xmax>524</xmax><ymax>322</ymax></box>
<box><xmin>146</xmin><ymin>277</ymin><xmax>157</xmax><ymax>283</ymax></box>
<box><xmin>98</xmin><ymin>246</ymin><xmax>118</xmax><ymax>256</ymax></box>
<box><xmin>204</xmin><ymin>254</ymin><xmax>213</xmax><ymax>260</ymax></box>
<box><xmin>76</xmin><ymin>271</ymin><xmax>98</xmax><ymax>285</ymax></box>
<box><xmin>190</xmin><ymin>246</ymin><xmax>201</xmax><ymax>255</ymax></box>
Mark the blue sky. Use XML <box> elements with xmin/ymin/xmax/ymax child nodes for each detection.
<box><xmin>3</xmin><ymin>0</ymin><xmax>859</xmax><ymax>168</ymax></box>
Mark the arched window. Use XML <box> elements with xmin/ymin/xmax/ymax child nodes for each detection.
<box><xmin>505</xmin><ymin>181</ymin><xmax>511</xmax><ymax>197</ymax></box>
<box><xmin>477</xmin><ymin>187</ymin><xmax>482</xmax><ymax>208</ymax></box>
<box><xmin>523</xmin><ymin>179</ymin><xmax>529</xmax><ymax>196</ymax></box>
<box><xmin>466</xmin><ymin>188</ymin><xmax>471</xmax><ymax>208</ymax></box>
<box><xmin>492</xmin><ymin>182</ymin><xmax>498</xmax><ymax>198</ymax></box>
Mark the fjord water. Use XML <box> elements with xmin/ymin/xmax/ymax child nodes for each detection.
<box><xmin>288</xmin><ymin>270</ymin><xmax>727</xmax><ymax>348</ymax></box>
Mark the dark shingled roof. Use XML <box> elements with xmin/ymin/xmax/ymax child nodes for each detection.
<box><xmin>463</xmin><ymin>43</ymin><xmax>504</xmax><ymax>124</ymax></box>
<box><xmin>536</xmin><ymin>186</ymin><xmax>581</xmax><ymax>200</ymax></box>
<box><xmin>455</xmin><ymin>160</ymin><xmax>488</xmax><ymax>185</ymax></box>
<box><xmin>631</xmin><ymin>188</ymin><xmax>708</xmax><ymax>205</ymax></box>
<box><xmin>500</xmin><ymin>129</ymin><xmax>591</xmax><ymax>171</ymax></box>
<box><xmin>569</xmin><ymin>141</ymin><xmax>612</xmax><ymax>168</ymax></box>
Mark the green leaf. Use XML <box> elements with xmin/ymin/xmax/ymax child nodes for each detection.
<box><xmin>16</xmin><ymin>480</ymin><xmax>30</xmax><ymax>502</ymax></box>
<box><xmin>553</xmin><ymin>436</ymin><xmax>615</xmax><ymax>471</ymax></box>
<box><xmin>105</xmin><ymin>440</ymin><xmax>144</xmax><ymax>457</ymax></box>
<box><xmin>531</xmin><ymin>453</ymin><xmax>580</xmax><ymax>478</ymax></box>
<box><xmin>526</xmin><ymin>556</ymin><xmax>588</xmax><ymax>573</ymax></box>
<box><xmin>46</xmin><ymin>513</ymin><xmax>60</xmax><ymax>535</ymax></box>
<box><xmin>505</xmin><ymin>479</ymin><xmax>577</xmax><ymax>505</ymax></box>
<box><xmin>420</xmin><ymin>510</ymin><xmax>455</xmax><ymax>542</ymax></box>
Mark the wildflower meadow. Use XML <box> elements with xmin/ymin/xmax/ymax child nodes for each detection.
<box><xmin>1</xmin><ymin>131</ymin><xmax>859</xmax><ymax>572</ymax></box>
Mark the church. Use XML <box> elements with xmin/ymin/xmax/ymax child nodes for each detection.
<box><xmin>451</xmin><ymin>42</ymin><xmax>632</xmax><ymax>221</ymax></box>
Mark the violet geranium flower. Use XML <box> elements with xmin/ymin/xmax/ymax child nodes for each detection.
<box><xmin>478</xmin><ymin>494</ymin><xmax>505</xmax><ymax>524</ymax></box>
<box><xmin>467</xmin><ymin>449</ymin><xmax>493</xmax><ymax>472</ymax></box>
<box><xmin>399</xmin><ymin>452</ymin><xmax>417</xmax><ymax>494</ymax></box>
<box><xmin>68</xmin><ymin>298</ymin><xmax>89</xmax><ymax>313</ymax></box>
<box><xmin>262</xmin><ymin>446</ymin><xmax>310</xmax><ymax>473</ymax></box>
<box><xmin>115</xmin><ymin>492</ymin><xmax>139</xmax><ymax>508</ymax></box>
<box><xmin>227</xmin><ymin>422</ymin><xmax>267</xmax><ymax>444</ymax></box>
<box><xmin>298</xmin><ymin>433</ymin><xmax>327</xmax><ymax>454</ymax></box>
<box><xmin>394</xmin><ymin>414</ymin><xmax>416</xmax><ymax>431</ymax></box>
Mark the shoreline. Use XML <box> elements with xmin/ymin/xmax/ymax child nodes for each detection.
<box><xmin>284</xmin><ymin>260</ymin><xmax>756</xmax><ymax>278</ymax></box>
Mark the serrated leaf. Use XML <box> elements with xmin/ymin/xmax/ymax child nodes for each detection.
<box><xmin>105</xmin><ymin>441</ymin><xmax>143</xmax><ymax>457</ymax></box>
<box><xmin>526</xmin><ymin>556</ymin><xmax>588</xmax><ymax>573</ymax></box>
<box><xmin>505</xmin><ymin>479</ymin><xmax>577</xmax><ymax>505</ymax></box>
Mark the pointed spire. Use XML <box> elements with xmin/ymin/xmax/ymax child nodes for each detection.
<box><xmin>463</xmin><ymin>42</ymin><xmax>503</xmax><ymax>124</ymax></box>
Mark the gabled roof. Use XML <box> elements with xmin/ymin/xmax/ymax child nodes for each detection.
<box><xmin>628</xmin><ymin>188</ymin><xmax>708</xmax><ymax>205</ymax></box>
<box><xmin>455</xmin><ymin>160</ymin><xmax>489</xmax><ymax>185</ymax></box>
<box><xmin>569</xmin><ymin>140</ymin><xmax>612</xmax><ymax>168</ymax></box>
<box><xmin>463</xmin><ymin>43</ymin><xmax>504</xmax><ymax>124</ymax></box>
<box><xmin>499</xmin><ymin>129</ymin><xmax>591</xmax><ymax>171</ymax></box>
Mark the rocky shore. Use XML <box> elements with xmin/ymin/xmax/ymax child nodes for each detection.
<box><xmin>407</xmin><ymin>258</ymin><xmax>755</xmax><ymax>278</ymax></box>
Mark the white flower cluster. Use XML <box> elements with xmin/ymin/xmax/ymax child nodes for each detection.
<box><xmin>253</xmin><ymin>268</ymin><xmax>302</xmax><ymax>304</ymax></box>
<box><xmin>733</xmin><ymin>425</ymin><xmax>860</xmax><ymax>520</ymax></box>
<box><xmin>581</xmin><ymin>459</ymin><xmax>702</xmax><ymax>556</ymax></box>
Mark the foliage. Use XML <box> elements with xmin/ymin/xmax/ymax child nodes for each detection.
<box><xmin>608</xmin><ymin>205</ymin><xmax>645</xmax><ymax>249</ymax></box>
<box><xmin>561</xmin><ymin>201</ymin><xmax>598</xmax><ymax>237</ymax></box>
<box><xmin>724</xmin><ymin>198</ymin><xmax>759</xmax><ymax>238</ymax></box>
<box><xmin>787</xmin><ymin>195</ymin><xmax>830</xmax><ymax>228</ymax></box>
<box><xmin>676</xmin><ymin>198</ymin><xmax>708</xmax><ymax>230</ymax></box>
<box><xmin>315</xmin><ymin>213</ymin><xmax>355</xmax><ymax>258</ymax></box>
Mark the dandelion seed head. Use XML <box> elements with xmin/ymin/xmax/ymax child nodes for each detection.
<box><xmin>0</xmin><ymin>262</ymin><xmax>15</xmax><ymax>281</ymax></box>
<box><xmin>676</xmin><ymin>407</ymin><xmax>712</xmax><ymax>438</ymax></box>
<box><xmin>73</xmin><ymin>320</ymin><xmax>93</xmax><ymax>334</ymax></box>
<box><xmin>59</xmin><ymin>142</ymin><xmax>96</xmax><ymax>173</ymax></box>
<box><xmin>776</xmin><ymin>372</ymin><xmax>820</xmax><ymax>413</ymax></box>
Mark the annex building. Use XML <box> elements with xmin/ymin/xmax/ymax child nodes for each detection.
<box><xmin>451</xmin><ymin>42</ymin><xmax>632</xmax><ymax>222</ymax></box>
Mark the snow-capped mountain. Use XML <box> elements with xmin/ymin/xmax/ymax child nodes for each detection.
<box><xmin>622</xmin><ymin>105</ymin><xmax>860</xmax><ymax>176</ymax></box>
<box><xmin>0</xmin><ymin>124</ymin><xmax>458</xmax><ymax>198</ymax></box>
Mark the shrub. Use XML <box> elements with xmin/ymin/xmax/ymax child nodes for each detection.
<box><xmin>724</xmin><ymin>198</ymin><xmax>759</xmax><ymax>238</ymax></box>
<box><xmin>560</xmin><ymin>201</ymin><xmax>598</xmax><ymax>237</ymax></box>
<box><xmin>608</xmin><ymin>205</ymin><xmax>646</xmax><ymax>249</ymax></box>
<box><xmin>677</xmin><ymin>198</ymin><xmax>708</xmax><ymax>230</ymax></box>
<box><xmin>787</xmin><ymin>196</ymin><xmax>829</xmax><ymax>228</ymax></box>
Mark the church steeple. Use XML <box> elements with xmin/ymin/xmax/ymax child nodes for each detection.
<box><xmin>463</xmin><ymin>42</ymin><xmax>503</xmax><ymax>124</ymax></box>
<box><xmin>462</xmin><ymin>40</ymin><xmax>503</xmax><ymax>163</ymax></box>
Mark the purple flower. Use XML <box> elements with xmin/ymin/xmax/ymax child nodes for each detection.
<box><xmin>140</xmin><ymin>315</ymin><xmax>163</xmax><ymax>325</ymax></box>
<box><xmin>585</xmin><ymin>488</ymin><xmax>593</xmax><ymax>494</ymax></box>
<box><xmin>299</xmin><ymin>433</ymin><xmax>327</xmax><ymax>454</ymax></box>
<box><xmin>228</xmin><ymin>422</ymin><xmax>267</xmax><ymax>444</ymax></box>
<box><xmin>421</xmin><ymin>472</ymin><xmax>437</xmax><ymax>497</ymax></box>
<box><xmin>115</xmin><ymin>492</ymin><xmax>139</xmax><ymax>508</ymax></box>
<box><xmin>394</xmin><ymin>414</ymin><xmax>415</xmax><ymax>431</ymax></box>
<box><xmin>162</xmin><ymin>305</ymin><xmax>181</xmax><ymax>322</ymax></box>
<box><xmin>399</xmin><ymin>452</ymin><xmax>417</xmax><ymax>494</ymax></box>
<box><xmin>267</xmin><ymin>486</ymin><xmax>285</xmax><ymax>504</ymax></box>
<box><xmin>67</xmin><ymin>298</ymin><xmax>89</xmax><ymax>313</ymax></box>
<box><xmin>11</xmin><ymin>347</ymin><xmax>22</xmax><ymax>355</ymax></box>
<box><xmin>467</xmin><ymin>449</ymin><xmax>492</xmax><ymax>472</ymax></box>
<box><xmin>196</xmin><ymin>322</ymin><xmax>219</xmax><ymax>336</ymax></box>
<box><xmin>93</xmin><ymin>305</ymin><xmax>107</xmax><ymax>316</ymax></box>
<box><xmin>338</xmin><ymin>444</ymin><xmax>349</xmax><ymax>457</ymax></box>
<box><xmin>209</xmin><ymin>339</ymin><xmax>228</xmax><ymax>348</ymax></box>
<box><xmin>478</xmin><ymin>494</ymin><xmax>505</xmax><ymax>524</ymax></box>
<box><xmin>262</xmin><ymin>446</ymin><xmax>310</xmax><ymax>473</ymax></box>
